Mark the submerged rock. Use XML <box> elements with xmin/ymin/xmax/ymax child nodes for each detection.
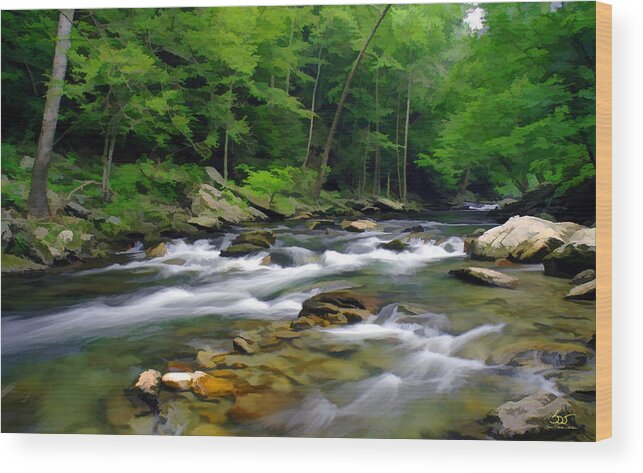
<box><xmin>402</xmin><ymin>225</ymin><xmax>424</xmax><ymax>233</ymax></box>
<box><xmin>543</xmin><ymin>243</ymin><xmax>596</xmax><ymax>278</ymax></box>
<box><xmin>191</xmin><ymin>371</ymin><xmax>235</xmax><ymax>399</ymax></box>
<box><xmin>449</xmin><ymin>267</ymin><xmax>518</xmax><ymax>289</ymax></box>
<box><xmin>292</xmin><ymin>290</ymin><xmax>378</xmax><ymax>329</ymax></box>
<box><xmin>508</xmin><ymin>350</ymin><xmax>588</xmax><ymax>369</ymax></box>
<box><xmin>340</xmin><ymin>219</ymin><xmax>377</xmax><ymax>232</ymax></box>
<box><xmin>145</xmin><ymin>242</ymin><xmax>167</xmax><ymax>258</ymax></box>
<box><xmin>483</xmin><ymin>391</ymin><xmax>579</xmax><ymax>439</ymax></box>
<box><xmin>565</xmin><ymin>279</ymin><xmax>596</xmax><ymax>301</ymax></box>
<box><xmin>232</xmin><ymin>336</ymin><xmax>256</xmax><ymax>354</ymax></box>
<box><xmin>468</xmin><ymin>216</ymin><xmax>584</xmax><ymax>263</ymax></box>
<box><xmin>378</xmin><ymin>239</ymin><xmax>409</xmax><ymax>252</ymax></box>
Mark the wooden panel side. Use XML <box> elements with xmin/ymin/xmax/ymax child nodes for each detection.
<box><xmin>595</xmin><ymin>1</ymin><xmax>612</xmax><ymax>442</ymax></box>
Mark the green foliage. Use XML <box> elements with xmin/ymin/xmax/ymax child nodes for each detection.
<box><xmin>2</xmin><ymin>3</ymin><xmax>596</xmax><ymax>206</ymax></box>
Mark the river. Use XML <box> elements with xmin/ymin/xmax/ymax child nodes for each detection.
<box><xmin>0</xmin><ymin>211</ymin><xmax>596</xmax><ymax>439</ymax></box>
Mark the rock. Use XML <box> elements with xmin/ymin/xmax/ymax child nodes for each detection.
<box><xmin>229</xmin><ymin>390</ymin><xmax>293</xmax><ymax>421</ymax></box>
<box><xmin>307</xmin><ymin>219</ymin><xmax>335</xmax><ymax>231</ymax></box>
<box><xmin>220</xmin><ymin>243</ymin><xmax>266</xmax><ymax>257</ymax></box>
<box><xmin>340</xmin><ymin>219</ymin><xmax>377</xmax><ymax>232</ymax></box>
<box><xmin>293</xmin><ymin>290</ymin><xmax>377</xmax><ymax>329</ymax></box>
<box><xmin>192</xmin><ymin>184</ymin><xmax>267</xmax><ymax>224</ymax></box>
<box><xmin>57</xmin><ymin>230</ymin><xmax>73</xmax><ymax>244</ymax></box>
<box><xmin>509</xmin><ymin>350</ymin><xmax>588</xmax><ymax>369</ymax></box>
<box><xmin>402</xmin><ymin>225</ymin><xmax>424</xmax><ymax>233</ymax></box>
<box><xmin>205</xmin><ymin>166</ymin><xmax>226</xmax><ymax>187</ymax></box>
<box><xmin>497</xmin><ymin>198</ymin><xmax>518</xmax><ymax>209</ymax></box>
<box><xmin>161</xmin><ymin>372</ymin><xmax>193</xmax><ymax>390</ymax></box>
<box><xmin>34</xmin><ymin>226</ymin><xmax>49</xmax><ymax>240</ymax></box>
<box><xmin>163</xmin><ymin>258</ymin><xmax>186</xmax><ymax>266</ymax></box>
<box><xmin>374</xmin><ymin>196</ymin><xmax>404</xmax><ymax>212</ymax></box>
<box><xmin>232</xmin><ymin>336</ymin><xmax>256</xmax><ymax>354</ymax></box>
<box><xmin>260</xmin><ymin>255</ymin><xmax>271</xmax><ymax>266</ymax></box>
<box><xmin>0</xmin><ymin>254</ymin><xmax>47</xmax><ymax>273</ymax></box>
<box><xmin>565</xmin><ymin>279</ymin><xmax>596</xmax><ymax>301</ymax></box>
<box><xmin>187</xmin><ymin>215</ymin><xmax>221</xmax><ymax>229</ymax></box>
<box><xmin>64</xmin><ymin>201</ymin><xmax>91</xmax><ymax>219</ymax></box>
<box><xmin>165</xmin><ymin>360</ymin><xmax>193</xmax><ymax>372</ymax></box>
<box><xmin>134</xmin><ymin>369</ymin><xmax>162</xmax><ymax>396</ymax></box>
<box><xmin>543</xmin><ymin>243</ymin><xmax>595</xmax><ymax>277</ymax></box>
<box><xmin>483</xmin><ymin>391</ymin><xmax>579</xmax><ymax>439</ymax></box>
<box><xmin>535</xmin><ymin>212</ymin><xmax>556</xmax><ymax>222</ymax></box>
<box><xmin>494</xmin><ymin>258</ymin><xmax>514</xmax><ymax>267</ymax></box>
<box><xmin>232</xmin><ymin>230</ymin><xmax>275</xmax><ymax>248</ymax></box>
<box><xmin>106</xmin><ymin>215</ymin><xmax>122</xmax><ymax>225</ymax></box>
<box><xmin>401</xmin><ymin>231</ymin><xmax>441</xmax><ymax>244</ymax></box>
<box><xmin>449</xmin><ymin>267</ymin><xmax>518</xmax><ymax>289</ymax></box>
<box><xmin>19</xmin><ymin>155</ymin><xmax>34</xmax><ymax>169</ymax></box>
<box><xmin>191</xmin><ymin>371</ymin><xmax>235</xmax><ymax>399</ymax></box>
<box><xmin>571</xmin><ymin>269</ymin><xmax>596</xmax><ymax>286</ymax></box>
<box><xmin>569</xmin><ymin>227</ymin><xmax>596</xmax><ymax>246</ymax></box>
<box><xmin>132</xmin><ymin>369</ymin><xmax>162</xmax><ymax>412</ymax></box>
<box><xmin>468</xmin><ymin>216</ymin><xmax>584</xmax><ymax>263</ymax></box>
<box><xmin>145</xmin><ymin>242</ymin><xmax>167</xmax><ymax>258</ymax></box>
<box><xmin>378</xmin><ymin>239</ymin><xmax>409</xmax><ymax>252</ymax></box>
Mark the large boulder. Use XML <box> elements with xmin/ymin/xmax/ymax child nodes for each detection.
<box><xmin>449</xmin><ymin>267</ymin><xmax>518</xmax><ymax>289</ymax></box>
<box><xmin>565</xmin><ymin>279</ymin><xmax>596</xmax><ymax>301</ymax></box>
<box><xmin>543</xmin><ymin>244</ymin><xmax>596</xmax><ymax>277</ymax></box>
<box><xmin>292</xmin><ymin>290</ymin><xmax>378</xmax><ymax>329</ymax></box>
<box><xmin>483</xmin><ymin>391</ymin><xmax>579</xmax><ymax>439</ymax></box>
<box><xmin>191</xmin><ymin>184</ymin><xmax>266</xmax><ymax>225</ymax></box>
<box><xmin>468</xmin><ymin>216</ymin><xmax>584</xmax><ymax>263</ymax></box>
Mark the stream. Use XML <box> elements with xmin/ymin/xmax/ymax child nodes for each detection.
<box><xmin>1</xmin><ymin>211</ymin><xmax>596</xmax><ymax>439</ymax></box>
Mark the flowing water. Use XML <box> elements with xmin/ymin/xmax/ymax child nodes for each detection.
<box><xmin>0</xmin><ymin>212</ymin><xmax>596</xmax><ymax>439</ymax></box>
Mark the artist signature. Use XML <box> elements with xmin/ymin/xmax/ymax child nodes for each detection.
<box><xmin>547</xmin><ymin>411</ymin><xmax>577</xmax><ymax>429</ymax></box>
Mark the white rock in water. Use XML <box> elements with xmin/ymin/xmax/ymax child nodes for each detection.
<box><xmin>134</xmin><ymin>369</ymin><xmax>162</xmax><ymax>396</ymax></box>
<box><xmin>57</xmin><ymin>230</ymin><xmax>73</xmax><ymax>243</ymax></box>
<box><xmin>449</xmin><ymin>267</ymin><xmax>518</xmax><ymax>289</ymax></box>
<box><xmin>161</xmin><ymin>372</ymin><xmax>194</xmax><ymax>390</ymax></box>
<box><xmin>468</xmin><ymin>216</ymin><xmax>584</xmax><ymax>263</ymax></box>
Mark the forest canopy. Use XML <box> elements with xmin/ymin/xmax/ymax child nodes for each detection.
<box><xmin>1</xmin><ymin>2</ymin><xmax>596</xmax><ymax>212</ymax></box>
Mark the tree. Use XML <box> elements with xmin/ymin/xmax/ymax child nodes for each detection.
<box><xmin>312</xmin><ymin>4</ymin><xmax>391</xmax><ymax>199</ymax></box>
<box><xmin>27</xmin><ymin>9</ymin><xmax>74</xmax><ymax>217</ymax></box>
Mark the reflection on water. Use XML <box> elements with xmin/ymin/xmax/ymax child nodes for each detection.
<box><xmin>1</xmin><ymin>213</ymin><xmax>596</xmax><ymax>439</ymax></box>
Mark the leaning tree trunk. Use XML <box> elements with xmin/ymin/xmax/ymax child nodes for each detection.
<box><xmin>223</xmin><ymin>129</ymin><xmax>230</xmax><ymax>181</ymax></box>
<box><xmin>402</xmin><ymin>74</ymin><xmax>411</xmax><ymax>202</ymax></box>
<box><xmin>27</xmin><ymin>9</ymin><xmax>74</xmax><ymax>217</ymax></box>
<box><xmin>303</xmin><ymin>46</ymin><xmax>323</xmax><ymax>167</ymax></box>
<box><xmin>312</xmin><ymin>5</ymin><xmax>391</xmax><ymax>199</ymax></box>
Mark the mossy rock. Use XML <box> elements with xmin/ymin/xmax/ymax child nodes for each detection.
<box><xmin>220</xmin><ymin>243</ymin><xmax>266</xmax><ymax>257</ymax></box>
<box><xmin>1</xmin><ymin>253</ymin><xmax>47</xmax><ymax>273</ymax></box>
<box><xmin>543</xmin><ymin>243</ymin><xmax>596</xmax><ymax>278</ymax></box>
<box><xmin>378</xmin><ymin>239</ymin><xmax>409</xmax><ymax>252</ymax></box>
<box><xmin>232</xmin><ymin>230</ymin><xmax>275</xmax><ymax>248</ymax></box>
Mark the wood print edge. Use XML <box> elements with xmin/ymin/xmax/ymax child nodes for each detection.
<box><xmin>595</xmin><ymin>0</ymin><xmax>612</xmax><ymax>442</ymax></box>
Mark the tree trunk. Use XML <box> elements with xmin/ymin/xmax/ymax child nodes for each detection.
<box><xmin>285</xmin><ymin>15</ymin><xmax>295</xmax><ymax>93</ymax></box>
<box><xmin>223</xmin><ymin>128</ymin><xmax>230</xmax><ymax>180</ymax></box>
<box><xmin>402</xmin><ymin>74</ymin><xmax>411</xmax><ymax>202</ymax></box>
<box><xmin>372</xmin><ymin>66</ymin><xmax>380</xmax><ymax>196</ymax></box>
<box><xmin>312</xmin><ymin>4</ymin><xmax>391</xmax><ymax>199</ymax></box>
<box><xmin>362</xmin><ymin>123</ymin><xmax>370</xmax><ymax>195</ymax></box>
<box><xmin>304</xmin><ymin>46</ymin><xmax>323</xmax><ymax>167</ymax></box>
<box><xmin>27</xmin><ymin>9</ymin><xmax>74</xmax><ymax>218</ymax></box>
<box><xmin>101</xmin><ymin>133</ymin><xmax>116</xmax><ymax>201</ymax></box>
<box><xmin>395</xmin><ymin>91</ymin><xmax>402</xmax><ymax>199</ymax></box>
